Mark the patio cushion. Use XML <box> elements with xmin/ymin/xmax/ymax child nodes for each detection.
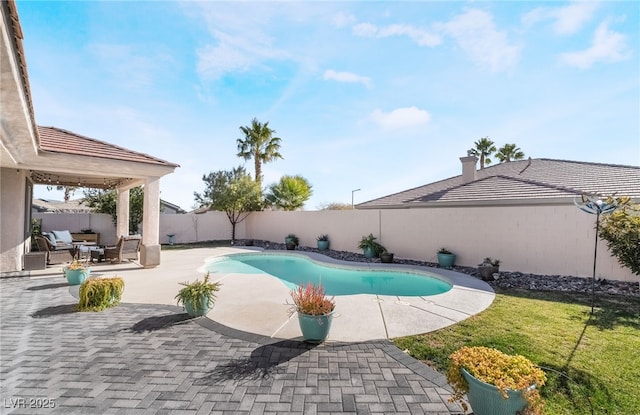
<box><xmin>42</xmin><ymin>232</ymin><xmax>57</xmax><ymax>245</ymax></box>
<box><xmin>52</xmin><ymin>230</ymin><xmax>73</xmax><ymax>244</ymax></box>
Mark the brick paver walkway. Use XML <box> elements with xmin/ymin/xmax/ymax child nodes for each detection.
<box><xmin>0</xmin><ymin>277</ymin><xmax>465</xmax><ymax>414</ymax></box>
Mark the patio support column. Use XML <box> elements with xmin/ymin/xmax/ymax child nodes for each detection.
<box><xmin>140</xmin><ymin>176</ymin><xmax>161</xmax><ymax>268</ymax></box>
<box><xmin>116</xmin><ymin>188</ymin><xmax>130</xmax><ymax>238</ymax></box>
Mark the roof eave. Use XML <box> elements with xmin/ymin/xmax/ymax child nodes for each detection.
<box><xmin>356</xmin><ymin>197</ymin><xmax>584</xmax><ymax>209</ymax></box>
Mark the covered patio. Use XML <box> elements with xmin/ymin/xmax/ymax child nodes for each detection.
<box><xmin>0</xmin><ymin>0</ymin><xmax>179</xmax><ymax>274</ymax></box>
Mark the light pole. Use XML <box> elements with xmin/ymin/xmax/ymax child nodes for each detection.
<box><xmin>351</xmin><ymin>188</ymin><xmax>361</xmax><ymax>209</ymax></box>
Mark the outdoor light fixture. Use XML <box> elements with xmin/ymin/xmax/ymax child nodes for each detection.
<box><xmin>574</xmin><ymin>193</ymin><xmax>619</xmax><ymax>314</ymax></box>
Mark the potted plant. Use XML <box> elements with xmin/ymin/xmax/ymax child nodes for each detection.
<box><xmin>379</xmin><ymin>248</ymin><xmax>394</xmax><ymax>263</ymax></box>
<box><xmin>358</xmin><ymin>233</ymin><xmax>384</xmax><ymax>259</ymax></box>
<box><xmin>175</xmin><ymin>273</ymin><xmax>221</xmax><ymax>317</ymax></box>
<box><xmin>478</xmin><ymin>257</ymin><xmax>500</xmax><ymax>281</ymax></box>
<box><xmin>316</xmin><ymin>234</ymin><xmax>330</xmax><ymax>251</ymax></box>
<box><xmin>437</xmin><ymin>248</ymin><xmax>456</xmax><ymax>269</ymax></box>
<box><xmin>77</xmin><ymin>277</ymin><xmax>124</xmax><ymax>311</ymax></box>
<box><xmin>447</xmin><ymin>346</ymin><xmax>546</xmax><ymax>415</ymax></box>
<box><xmin>289</xmin><ymin>283</ymin><xmax>335</xmax><ymax>343</ymax></box>
<box><xmin>63</xmin><ymin>259</ymin><xmax>91</xmax><ymax>286</ymax></box>
<box><xmin>285</xmin><ymin>234</ymin><xmax>299</xmax><ymax>250</ymax></box>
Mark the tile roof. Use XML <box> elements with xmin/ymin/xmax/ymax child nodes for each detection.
<box><xmin>358</xmin><ymin>158</ymin><xmax>640</xmax><ymax>208</ymax></box>
<box><xmin>37</xmin><ymin>126</ymin><xmax>179</xmax><ymax>167</ymax></box>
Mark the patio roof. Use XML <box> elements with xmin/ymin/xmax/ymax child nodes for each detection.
<box><xmin>1</xmin><ymin>1</ymin><xmax>179</xmax><ymax>191</ymax></box>
<box><xmin>29</xmin><ymin>126</ymin><xmax>179</xmax><ymax>189</ymax></box>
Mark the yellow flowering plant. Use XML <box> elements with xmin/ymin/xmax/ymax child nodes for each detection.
<box><xmin>447</xmin><ymin>346</ymin><xmax>547</xmax><ymax>414</ymax></box>
<box><xmin>65</xmin><ymin>259</ymin><xmax>88</xmax><ymax>271</ymax></box>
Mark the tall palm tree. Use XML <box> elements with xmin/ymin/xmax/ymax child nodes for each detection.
<box><xmin>496</xmin><ymin>143</ymin><xmax>525</xmax><ymax>163</ymax></box>
<box><xmin>468</xmin><ymin>137</ymin><xmax>496</xmax><ymax>169</ymax></box>
<box><xmin>237</xmin><ymin>118</ymin><xmax>283</xmax><ymax>188</ymax></box>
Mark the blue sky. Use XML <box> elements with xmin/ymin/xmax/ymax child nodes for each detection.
<box><xmin>22</xmin><ymin>1</ymin><xmax>639</xmax><ymax>210</ymax></box>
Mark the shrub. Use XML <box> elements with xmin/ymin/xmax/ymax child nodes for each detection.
<box><xmin>78</xmin><ymin>277</ymin><xmax>124</xmax><ymax>311</ymax></box>
<box><xmin>447</xmin><ymin>346</ymin><xmax>546</xmax><ymax>414</ymax></box>
<box><xmin>175</xmin><ymin>274</ymin><xmax>221</xmax><ymax>311</ymax></box>
<box><xmin>599</xmin><ymin>197</ymin><xmax>640</xmax><ymax>275</ymax></box>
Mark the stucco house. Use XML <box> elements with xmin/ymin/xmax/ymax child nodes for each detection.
<box><xmin>353</xmin><ymin>156</ymin><xmax>639</xmax><ymax>282</ymax></box>
<box><xmin>1</xmin><ymin>1</ymin><xmax>179</xmax><ymax>275</ymax></box>
<box><xmin>358</xmin><ymin>156</ymin><xmax>640</xmax><ymax>209</ymax></box>
<box><xmin>33</xmin><ymin>198</ymin><xmax>185</xmax><ymax>214</ymax></box>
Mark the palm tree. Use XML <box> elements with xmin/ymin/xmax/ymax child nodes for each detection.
<box><xmin>237</xmin><ymin>118</ymin><xmax>283</xmax><ymax>188</ymax></box>
<box><xmin>265</xmin><ymin>175</ymin><xmax>313</xmax><ymax>211</ymax></box>
<box><xmin>496</xmin><ymin>143</ymin><xmax>525</xmax><ymax>163</ymax></box>
<box><xmin>468</xmin><ymin>137</ymin><xmax>496</xmax><ymax>169</ymax></box>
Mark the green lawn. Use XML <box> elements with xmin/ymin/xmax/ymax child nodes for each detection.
<box><xmin>393</xmin><ymin>289</ymin><xmax>640</xmax><ymax>415</ymax></box>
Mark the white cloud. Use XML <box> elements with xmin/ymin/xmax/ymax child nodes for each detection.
<box><xmin>193</xmin><ymin>4</ymin><xmax>290</xmax><ymax>80</ymax></box>
<box><xmin>369</xmin><ymin>107</ymin><xmax>431</xmax><ymax>129</ymax></box>
<box><xmin>560</xmin><ymin>20</ymin><xmax>630</xmax><ymax>68</ymax></box>
<box><xmin>331</xmin><ymin>12</ymin><xmax>356</xmax><ymax>28</ymax></box>
<box><xmin>438</xmin><ymin>9</ymin><xmax>520</xmax><ymax>72</ymax></box>
<box><xmin>523</xmin><ymin>2</ymin><xmax>599</xmax><ymax>35</ymax></box>
<box><xmin>353</xmin><ymin>22</ymin><xmax>441</xmax><ymax>47</ymax></box>
<box><xmin>323</xmin><ymin>70</ymin><xmax>372</xmax><ymax>88</ymax></box>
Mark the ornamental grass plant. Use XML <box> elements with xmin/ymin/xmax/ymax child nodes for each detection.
<box><xmin>77</xmin><ymin>277</ymin><xmax>124</xmax><ymax>311</ymax></box>
<box><xmin>290</xmin><ymin>283</ymin><xmax>335</xmax><ymax>316</ymax></box>
<box><xmin>175</xmin><ymin>273</ymin><xmax>220</xmax><ymax>311</ymax></box>
<box><xmin>447</xmin><ymin>346</ymin><xmax>546</xmax><ymax>414</ymax></box>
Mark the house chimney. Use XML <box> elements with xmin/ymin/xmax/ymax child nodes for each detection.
<box><xmin>460</xmin><ymin>155</ymin><xmax>478</xmax><ymax>183</ymax></box>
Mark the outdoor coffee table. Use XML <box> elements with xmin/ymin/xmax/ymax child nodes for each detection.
<box><xmin>72</xmin><ymin>241</ymin><xmax>96</xmax><ymax>260</ymax></box>
<box><xmin>90</xmin><ymin>247</ymin><xmax>105</xmax><ymax>263</ymax></box>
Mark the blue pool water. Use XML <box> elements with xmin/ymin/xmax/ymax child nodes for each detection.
<box><xmin>205</xmin><ymin>253</ymin><xmax>452</xmax><ymax>296</ymax></box>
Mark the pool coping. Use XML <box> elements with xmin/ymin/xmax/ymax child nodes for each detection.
<box><xmin>200</xmin><ymin>248</ymin><xmax>495</xmax><ymax>343</ymax></box>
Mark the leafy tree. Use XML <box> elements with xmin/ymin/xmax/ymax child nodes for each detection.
<box><xmin>83</xmin><ymin>186</ymin><xmax>144</xmax><ymax>233</ymax></box>
<box><xmin>194</xmin><ymin>167</ymin><xmax>262</xmax><ymax>243</ymax></box>
<box><xmin>599</xmin><ymin>197</ymin><xmax>640</xmax><ymax>275</ymax></box>
<box><xmin>468</xmin><ymin>137</ymin><xmax>496</xmax><ymax>169</ymax></box>
<box><xmin>496</xmin><ymin>143</ymin><xmax>525</xmax><ymax>163</ymax></box>
<box><xmin>318</xmin><ymin>202</ymin><xmax>352</xmax><ymax>210</ymax></box>
<box><xmin>265</xmin><ymin>175</ymin><xmax>313</xmax><ymax>211</ymax></box>
<box><xmin>237</xmin><ymin>118</ymin><xmax>283</xmax><ymax>188</ymax></box>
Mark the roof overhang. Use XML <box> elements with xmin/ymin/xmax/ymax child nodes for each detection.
<box><xmin>2</xmin><ymin>2</ymin><xmax>179</xmax><ymax>191</ymax></box>
<box><xmin>1</xmin><ymin>0</ymin><xmax>38</xmax><ymax>168</ymax></box>
<box><xmin>356</xmin><ymin>197</ymin><xmax>587</xmax><ymax>209</ymax></box>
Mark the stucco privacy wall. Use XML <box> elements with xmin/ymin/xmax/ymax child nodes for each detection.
<box><xmin>35</xmin><ymin>207</ymin><xmax>637</xmax><ymax>282</ymax></box>
<box><xmin>0</xmin><ymin>168</ymin><xmax>29</xmax><ymax>272</ymax></box>
<box><xmin>35</xmin><ymin>213</ymin><xmax>117</xmax><ymax>245</ymax></box>
<box><xmin>35</xmin><ymin>211</ymin><xmax>235</xmax><ymax>246</ymax></box>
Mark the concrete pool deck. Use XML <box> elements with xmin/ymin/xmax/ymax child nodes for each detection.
<box><xmin>36</xmin><ymin>247</ymin><xmax>494</xmax><ymax>343</ymax></box>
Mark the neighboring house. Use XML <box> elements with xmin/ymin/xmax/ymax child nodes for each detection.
<box><xmin>358</xmin><ymin>157</ymin><xmax>640</xmax><ymax>209</ymax></box>
<box><xmin>32</xmin><ymin>198</ymin><xmax>185</xmax><ymax>214</ymax></box>
<box><xmin>354</xmin><ymin>156</ymin><xmax>639</xmax><ymax>281</ymax></box>
<box><xmin>160</xmin><ymin>200</ymin><xmax>186</xmax><ymax>214</ymax></box>
<box><xmin>32</xmin><ymin>198</ymin><xmax>93</xmax><ymax>213</ymax></box>
<box><xmin>1</xmin><ymin>1</ymin><xmax>179</xmax><ymax>274</ymax></box>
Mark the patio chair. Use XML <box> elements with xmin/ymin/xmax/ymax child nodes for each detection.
<box><xmin>100</xmin><ymin>235</ymin><xmax>142</xmax><ymax>263</ymax></box>
<box><xmin>34</xmin><ymin>235</ymin><xmax>75</xmax><ymax>265</ymax></box>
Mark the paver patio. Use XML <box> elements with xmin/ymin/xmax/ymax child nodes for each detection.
<box><xmin>0</xmin><ymin>249</ymin><xmax>480</xmax><ymax>415</ymax></box>
<box><xmin>0</xmin><ymin>273</ymin><xmax>468</xmax><ymax>414</ymax></box>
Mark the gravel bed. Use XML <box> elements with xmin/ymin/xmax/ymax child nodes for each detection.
<box><xmin>241</xmin><ymin>239</ymin><xmax>640</xmax><ymax>298</ymax></box>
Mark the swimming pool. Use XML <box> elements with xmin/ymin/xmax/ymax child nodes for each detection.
<box><xmin>205</xmin><ymin>253</ymin><xmax>452</xmax><ymax>296</ymax></box>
